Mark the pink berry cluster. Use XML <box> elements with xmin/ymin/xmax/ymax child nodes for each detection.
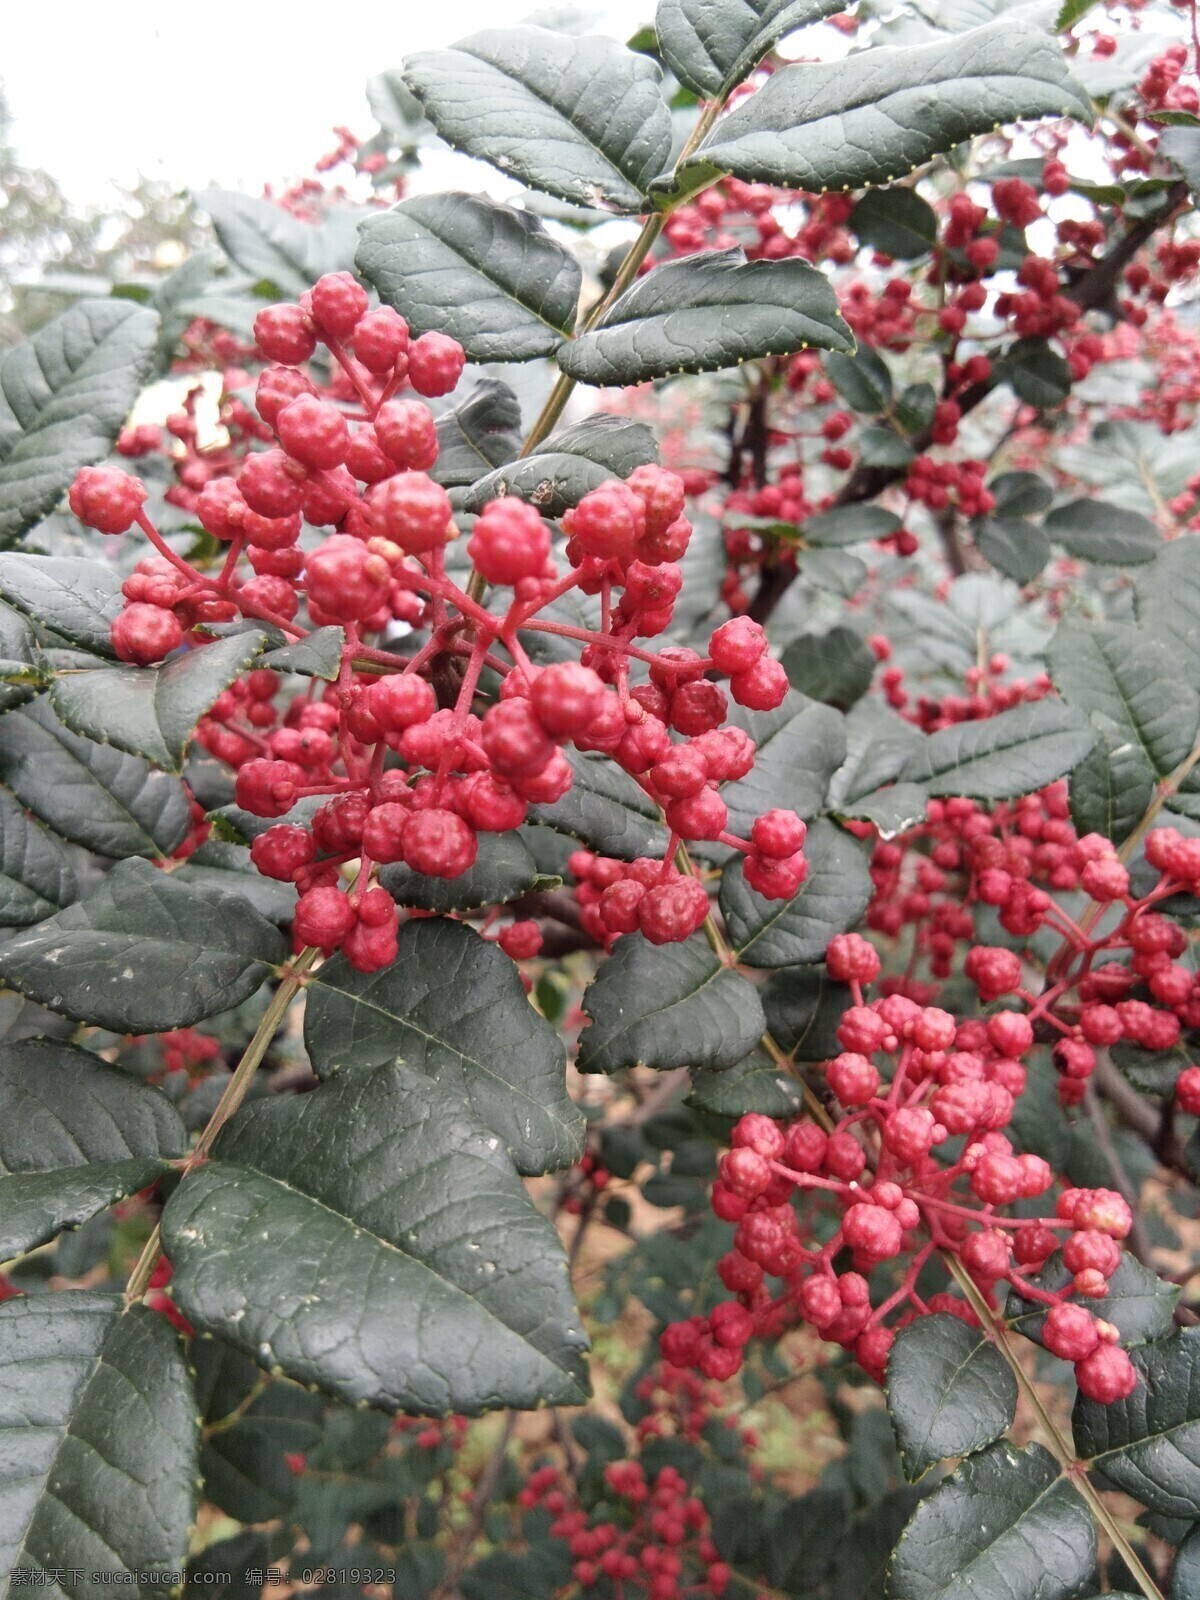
<box><xmin>660</xmin><ymin>802</ymin><xmax>1200</xmax><ymax>1406</ymax></box>
<box><xmin>68</xmin><ymin>275</ymin><xmax>807</xmax><ymax>970</ymax></box>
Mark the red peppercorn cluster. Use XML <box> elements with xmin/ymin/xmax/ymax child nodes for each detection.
<box><xmin>69</xmin><ymin>276</ymin><xmax>810</xmax><ymax>971</ymax></box>
<box><xmin>517</xmin><ymin>1366</ymin><xmax>749</xmax><ymax>1598</ymax></box>
<box><xmin>660</xmin><ymin>801</ymin><xmax>1200</xmax><ymax>1405</ymax></box>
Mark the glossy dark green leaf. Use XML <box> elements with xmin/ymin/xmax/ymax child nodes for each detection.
<box><xmin>781</xmin><ymin>626</ymin><xmax>875</xmax><ymax>709</ymax></box>
<box><xmin>0</xmin><ymin>857</ymin><xmax>285</xmax><ymax>1032</ymax></box>
<box><xmin>1007</xmin><ymin>1253</ymin><xmax>1179</xmax><ymax>1350</ymax></box>
<box><xmin>682</xmin><ymin>22</ymin><xmax>1091</xmax><ymax>193</ymax></box>
<box><xmin>0</xmin><ymin>1039</ymin><xmax>185</xmax><ymax>1260</ymax></box>
<box><xmin>851</xmin><ymin>186</ymin><xmax>938</xmax><ymax>258</ymax></box>
<box><xmin>858</xmin><ymin>424</ymin><xmax>914</xmax><ymax>468</ymax></box>
<box><xmin>0</xmin><ymin>603</ymin><xmax>42</xmax><ymax>716</ymax></box>
<box><xmin>899</xmin><ymin>699</ymin><xmax>1096</xmax><ymax>801</ymax></box>
<box><xmin>1069</xmin><ymin>715</ymin><xmax>1156</xmax><ymax>847</ymax></box>
<box><xmin>827</xmin><ymin>697</ymin><xmax>924</xmax><ymax>811</ymax></box>
<box><xmin>720</xmin><ymin>816</ymin><xmax>872</xmax><ymax>968</ymax></box>
<box><xmin>173</xmin><ymin>839</ymin><xmax>296</xmax><ymax>925</ymax></box>
<box><xmin>558</xmin><ymin>249</ymin><xmax>852</xmax><ymax>386</ymax></box>
<box><xmin>381</xmin><ymin>829</ymin><xmax>552</xmax><ymax>913</ymax></box>
<box><xmin>974</xmin><ymin>516</ymin><xmax>1051</xmax><ymax>584</ymax></box>
<box><xmin>200</xmin><ymin>190</ymin><xmax>359</xmax><ymax>295</ymax></box>
<box><xmin>432</xmin><ymin>379</ymin><xmax>523</xmax><ymax>489</ymax></box>
<box><xmin>824</xmin><ymin>346</ymin><xmax>894</xmax><ymax>412</ymax></box>
<box><xmin>402</xmin><ymin>28</ymin><xmax>673</xmax><ymax>213</ymax></box>
<box><xmin>0</xmin><ymin>554</ymin><xmax>123</xmax><ymax>658</ymax></box>
<box><xmin>655</xmin><ymin>0</ymin><xmax>843</xmax><ymax>97</ymax></box>
<box><xmin>0</xmin><ymin>1293</ymin><xmax>196</xmax><ymax>1582</ymax></box>
<box><xmin>305</xmin><ymin>915</ymin><xmax>582</xmax><ymax>1175</ymax></box>
<box><xmin>720</xmin><ymin>694</ymin><xmax>846</xmax><ymax>841</ymax></box>
<box><xmin>162</xmin><ymin>1063</ymin><xmax>590</xmax><ymax>1413</ymax></box>
<box><xmin>577</xmin><ymin>932</ymin><xmax>765</xmax><ymax>1073</ymax></box>
<box><xmin>260</xmin><ymin>626</ymin><xmax>345</xmax><ymax>680</ymax></box>
<box><xmin>464</xmin><ymin>415</ymin><xmax>659</xmax><ymax>516</ymax></box>
<box><xmin>530</xmin><ymin>746</ymin><xmax>669</xmax><ymax>859</ymax></box>
<box><xmin>357</xmin><ymin>192</ymin><xmax>581</xmax><ymax>361</ymax></box>
<box><xmin>0</xmin><ymin>788</ymin><xmax>79</xmax><ymax>926</ymax></box>
<box><xmin>1074</xmin><ymin>1329</ymin><xmax>1200</xmax><ymax>1517</ymax></box>
<box><xmin>1137</xmin><ymin>538</ymin><xmax>1200</xmax><ymax>679</ymax></box>
<box><xmin>1048</xmin><ymin>620</ymin><xmax>1199</xmax><ymax>779</ymax></box>
<box><xmin>990</xmin><ymin>471</ymin><xmax>1055</xmax><ymax>518</ymax></box>
<box><xmin>886</xmin><ymin>1314</ymin><xmax>1017</xmax><ymax>1482</ymax></box>
<box><xmin>686</xmin><ymin>1050</ymin><xmax>807</xmax><ymax>1117</ymax></box>
<box><xmin>193</xmin><ymin>1342</ymin><xmax>323</xmax><ymax>1525</ymax></box>
<box><xmin>1173</xmin><ymin>1525</ymin><xmax>1200</xmax><ymax>1599</ymax></box>
<box><xmin>1045</xmin><ymin>498</ymin><xmax>1162</xmax><ymax>565</ymax></box>
<box><xmin>761</xmin><ymin>963</ymin><xmax>851</xmax><ymax>1059</ymax></box>
<box><xmin>803</xmin><ymin>504</ymin><xmax>902</xmax><ymax>546</ymax></box>
<box><xmin>0</xmin><ymin>300</ymin><xmax>160</xmax><ymax>546</ymax></box>
<box><xmin>50</xmin><ymin>631</ymin><xmax>268</xmax><ymax>774</ymax></box>
<box><xmin>0</xmin><ymin>696</ymin><xmax>190</xmax><ymax>859</ymax></box>
<box><xmin>1001</xmin><ymin>337</ymin><xmax>1072</xmax><ymax>408</ymax></box>
<box><xmin>887</xmin><ymin>1442</ymin><xmax>1095</xmax><ymax>1600</ymax></box>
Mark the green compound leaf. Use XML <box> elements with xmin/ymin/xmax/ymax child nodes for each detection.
<box><xmin>761</xmin><ymin>963</ymin><xmax>851</xmax><ymax>1060</ymax></box>
<box><xmin>0</xmin><ymin>1039</ymin><xmax>186</xmax><ymax>1260</ymax></box>
<box><xmin>576</xmin><ymin>932</ymin><xmax>765</xmax><ymax>1074</ymax></box>
<box><xmin>1068</xmin><ymin>715</ymin><xmax>1157</xmax><ymax>847</ymax></box>
<box><xmin>802</xmin><ymin>505</ymin><xmax>902</xmax><ymax>546</ymax></box>
<box><xmin>200</xmin><ymin>190</ymin><xmax>359</xmax><ymax>296</ymax></box>
<box><xmin>50</xmin><ymin>631</ymin><xmax>269</xmax><ymax>775</ymax></box>
<box><xmin>0</xmin><ymin>788</ymin><xmax>79</xmax><ymax>927</ymax></box>
<box><xmin>0</xmin><ymin>696</ymin><xmax>191</xmax><ymax>860</ymax></box>
<box><xmin>655</xmin><ymin>0</ymin><xmax>844</xmax><ymax>97</ymax></box>
<box><xmin>825</xmin><ymin>346</ymin><xmax>894</xmax><ymax>412</ymax></box>
<box><xmin>0</xmin><ymin>300</ymin><xmax>160</xmax><ymax>547</ymax></box>
<box><xmin>529</xmin><ymin>746</ymin><xmax>670</xmax><ymax>859</ymax></box>
<box><xmin>305</xmin><ymin>916</ymin><xmax>582</xmax><ymax>1176</ymax></box>
<box><xmin>973</xmin><ymin>516</ymin><xmax>1051</xmax><ymax>584</ymax></box>
<box><xmin>850</xmin><ymin>186</ymin><xmax>939</xmax><ymax>258</ymax></box>
<box><xmin>720</xmin><ymin>816</ymin><xmax>872</xmax><ymax>968</ymax></box>
<box><xmin>885</xmin><ymin>1314</ymin><xmax>1018</xmax><ymax>1483</ymax></box>
<box><xmin>464</xmin><ymin>416</ymin><xmax>659</xmax><ymax>517</ymax></box>
<box><xmin>1044</xmin><ymin>498</ymin><xmax>1162</xmax><ymax>565</ymax></box>
<box><xmin>357</xmin><ymin>193</ymin><xmax>582</xmax><ymax>362</ymax></box>
<box><xmin>720</xmin><ymin>695</ymin><xmax>847</xmax><ymax>842</ymax></box>
<box><xmin>1048</xmin><ymin>620</ymin><xmax>1200</xmax><ymax>781</ymax></box>
<box><xmin>259</xmin><ymin>625</ymin><xmax>345</xmax><ymax>680</ymax></box>
<box><xmin>1074</xmin><ymin>1329</ymin><xmax>1200</xmax><ymax>1518</ymax></box>
<box><xmin>899</xmin><ymin>698</ymin><xmax>1097</xmax><ymax>801</ymax></box>
<box><xmin>0</xmin><ymin>554</ymin><xmax>123</xmax><ymax>659</ymax></box>
<box><xmin>1173</xmin><ymin>1525</ymin><xmax>1200</xmax><ymax>1599</ymax></box>
<box><xmin>381</xmin><ymin>829</ymin><xmax>552</xmax><ymax>913</ymax></box>
<box><xmin>1000</xmin><ymin>337</ymin><xmax>1073</xmax><ymax>409</ymax></box>
<box><xmin>557</xmin><ymin>250</ymin><xmax>853</xmax><ymax>387</ymax></box>
<box><xmin>687</xmin><ymin>1049</ymin><xmax>808</xmax><ymax>1118</ymax></box>
<box><xmin>887</xmin><ymin>1442</ymin><xmax>1095</xmax><ymax>1600</ymax></box>
<box><xmin>432</xmin><ymin>379</ymin><xmax>523</xmax><ymax>490</ymax></box>
<box><xmin>0</xmin><ymin>1293</ymin><xmax>197</xmax><ymax>1584</ymax></box>
<box><xmin>1007</xmin><ymin>1253</ymin><xmax>1179</xmax><ymax>1350</ymax></box>
<box><xmin>1137</xmin><ymin>537</ymin><xmax>1200</xmax><ymax>680</ymax></box>
<box><xmin>679</xmin><ymin>21</ymin><xmax>1091</xmax><ymax>194</ymax></box>
<box><xmin>781</xmin><ymin>626</ymin><xmax>875</xmax><ymax>710</ymax></box>
<box><xmin>162</xmin><ymin>1063</ymin><xmax>590</xmax><ymax>1414</ymax></box>
<box><xmin>0</xmin><ymin>857</ymin><xmax>286</xmax><ymax>1033</ymax></box>
<box><xmin>402</xmin><ymin>28</ymin><xmax>673</xmax><ymax>213</ymax></box>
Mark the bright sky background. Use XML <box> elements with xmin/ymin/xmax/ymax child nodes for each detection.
<box><xmin>2</xmin><ymin>1</ymin><xmax>650</xmax><ymax>204</ymax></box>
